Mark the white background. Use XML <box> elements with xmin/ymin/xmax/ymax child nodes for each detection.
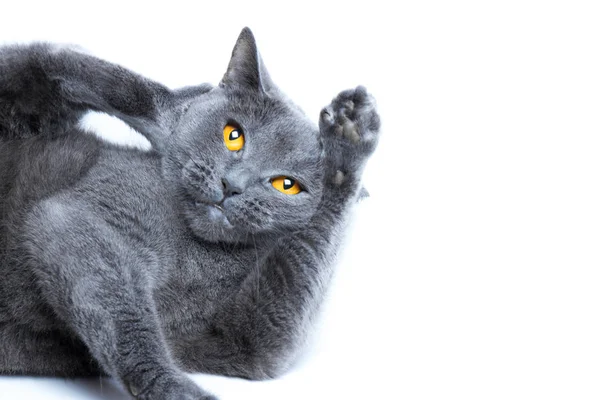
<box><xmin>1</xmin><ymin>1</ymin><xmax>599</xmax><ymax>399</ymax></box>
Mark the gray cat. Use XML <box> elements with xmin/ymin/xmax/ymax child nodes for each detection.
<box><xmin>0</xmin><ymin>28</ymin><xmax>380</xmax><ymax>399</ymax></box>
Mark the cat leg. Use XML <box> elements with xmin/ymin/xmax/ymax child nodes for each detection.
<box><xmin>24</xmin><ymin>200</ymin><xmax>216</xmax><ymax>399</ymax></box>
<box><xmin>0</xmin><ymin>325</ymin><xmax>102</xmax><ymax>377</ymax></box>
<box><xmin>0</xmin><ymin>43</ymin><xmax>210</xmax><ymax>144</ymax></box>
<box><xmin>173</xmin><ymin>86</ymin><xmax>381</xmax><ymax>380</ymax></box>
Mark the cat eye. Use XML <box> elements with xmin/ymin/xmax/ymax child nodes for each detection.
<box><xmin>223</xmin><ymin>124</ymin><xmax>245</xmax><ymax>151</ymax></box>
<box><xmin>271</xmin><ymin>177</ymin><xmax>302</xmax><ymax>195</ymax></box>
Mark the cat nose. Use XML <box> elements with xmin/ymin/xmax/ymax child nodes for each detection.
<box><xmin>221</xmin><ymin>176</ymin><xmax>244</xmax><ymax>197</ymax></box>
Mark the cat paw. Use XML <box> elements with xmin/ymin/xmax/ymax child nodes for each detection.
<box><xmin>319</xmin><ymin>86</ymin><xmax>381</xmax><ymax>187</ymax></box>
<box><xmin>128</xmin><ymin>372</ymin><xmax>218</xmax><ymax>400</ymax></box>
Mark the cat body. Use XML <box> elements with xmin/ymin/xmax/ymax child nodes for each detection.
<box><xmin>1</xmin><ymin>131</ymin><xmax>264</xmax><ymax>375</ymax></box>
<box><xmin>0</xmin><ymin>29</ymin><xmax>380</xmax><ymax>399</ymax></box>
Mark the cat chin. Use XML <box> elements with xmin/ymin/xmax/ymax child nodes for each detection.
<box><xmin>184</xmin><ymin>201</ymin><xmax>252</xmax><ymax>244</ymax></box>
<box><xmin>196</xmin><ymin>201</ymin><xmax>233</xmax><ymax>229</ymax></box>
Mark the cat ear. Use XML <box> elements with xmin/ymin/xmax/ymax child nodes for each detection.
<box><xmin>220</xmin><ymin>27</ymin><xmax>274</xmax><ymax>92</ymax></box>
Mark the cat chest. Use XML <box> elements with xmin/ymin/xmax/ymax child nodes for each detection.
<box><xmin>156</xmin><ymin>243</ymin><xmax>258</xmax><ymax>329</ymax></box>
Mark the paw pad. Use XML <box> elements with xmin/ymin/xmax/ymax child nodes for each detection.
<box><xmin>128</xmin><ymin>382</ymin><xmax>140</xmax><ymax>396</ymax></box>
<box><xmin>333</xmin><ymin>170</ymin><xmax>345</xmax><ymax>186</ymax></box>
<box><xmin>342</xmin><ymin>120</ymin><xmax>360</xmax><ymax>143</ymax></box>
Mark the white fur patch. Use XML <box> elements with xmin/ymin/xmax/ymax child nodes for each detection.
<box><xmin>48</xmin><ymin>42</ymin><xmax>90</xmax><ymax>55</ymax></box>
<box><xmin>78</xmin><ymin>111</ymin><xmax>152</xmax><ymax>151</ymax></box>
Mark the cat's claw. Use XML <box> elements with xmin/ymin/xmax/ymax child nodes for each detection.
<box><xmin>319</xmin><ymin>86</ymin><xmax>381</xmax><ymax>187</ymax></box>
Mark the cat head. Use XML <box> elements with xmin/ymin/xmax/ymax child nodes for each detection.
<box><xmin>163</xmin><ymin>28</ymin><xmax>324</xmax><ymax>243</ymax></box>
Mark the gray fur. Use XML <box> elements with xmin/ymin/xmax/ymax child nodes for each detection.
<box><xmin>0</xmin><ymin>28</ymin><xmax>380</xmax><ymax>399</ymax></box>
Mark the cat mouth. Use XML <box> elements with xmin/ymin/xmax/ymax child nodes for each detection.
<box><xmin>195</xmin><ymin>201</ymin><xmax>233</xmax><ymax>228</ymax></box>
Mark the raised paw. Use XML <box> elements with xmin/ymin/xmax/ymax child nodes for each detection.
<box><xmin>319</xmin><ymin>86</ymin><xmax>381</xmax><ymax>187</ymax></box>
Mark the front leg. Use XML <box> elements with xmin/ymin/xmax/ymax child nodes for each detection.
<box><xmin>173</xmin><ymin>86</ymin><xmax>381</xmax><ymax>379</ymax></box>
<box><xmin>24</xmin><ymin>201</ymin><xmax>216</xmax><ymax>400</ymax></box>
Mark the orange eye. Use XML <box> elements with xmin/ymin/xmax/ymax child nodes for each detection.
<box><xmin>223</xmin><ymin>124</ymin><xmax>244</xmax><ymax>151</ymax></box>
<box><xmin>271</xmin><ymin>177</ymin><xmax>302</xmax><ymax>195</ymax></box>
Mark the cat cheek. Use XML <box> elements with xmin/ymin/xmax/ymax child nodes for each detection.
<box><xmin>230</xmin><ymin>205</ymin><xmax>271</xmax><ymax>232</ymax></box>
<box><xmin>183</xmin><ymin>161</ymin><xmax>225</xmax><ymax>203</ymax></box>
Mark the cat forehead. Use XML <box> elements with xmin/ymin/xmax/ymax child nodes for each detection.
<box><xmin>248</xmin><ymin>132</ymin><xmax>321</xmax><ymax>177</ymax></box>
<box><xmin>246</xmin><ymin>112</ymin><xmax>318</xmax><ymax>152</ymax></box>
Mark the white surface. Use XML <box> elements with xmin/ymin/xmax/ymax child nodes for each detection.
<box><xmin>1</xmin><ymin>1</ymin><xmax>599</xmax><ymax>399</ymax></box>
